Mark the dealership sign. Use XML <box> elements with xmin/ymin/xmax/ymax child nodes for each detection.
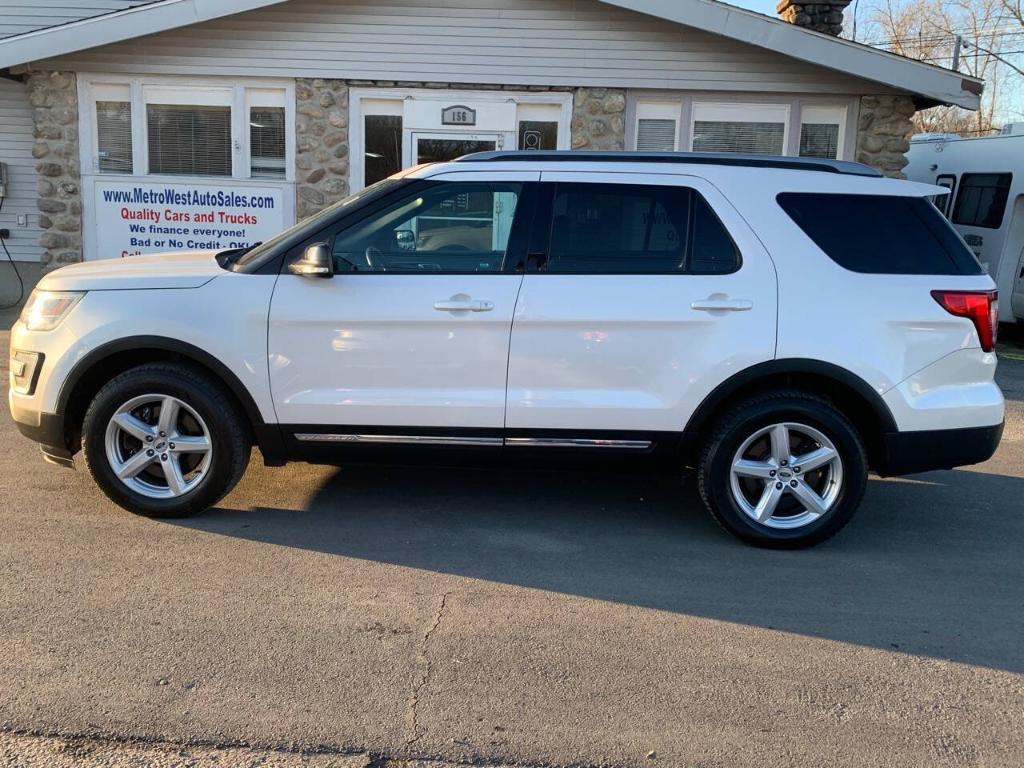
<box><xmin>93</xmin><ymin>180</ymin><xmax>286</xmax><ymax>259</ymax></box>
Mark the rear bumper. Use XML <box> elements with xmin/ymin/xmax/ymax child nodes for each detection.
<box><xmin>879</xmin><ymin>422</ymin><xmax>1003</xmax><ymax>476</ymax></box>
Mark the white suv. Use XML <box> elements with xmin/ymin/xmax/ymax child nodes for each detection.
<box><xmin>8</xmin><ymin>152</ymin><xmax>1005</xmax><ymax>547</ymax></box>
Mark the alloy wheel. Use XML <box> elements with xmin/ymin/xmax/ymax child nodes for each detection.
<box><xmin>729</xmin><ymin>422</ymin><xmax>843</xmax><ymax>530</ymax></box>
<box><xmin>103</xmin><ymin>394</ymin><xmax>213</xmax><ymax>499</ymax></box>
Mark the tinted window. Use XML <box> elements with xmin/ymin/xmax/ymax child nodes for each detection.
<box><xmin>952</xmin><ymin>173</ymin><xmax>1012</xmax><ymax>229</ymax></box>
<box><xmin>545</xmin><ymin>184</ymin><xmax>739</xmax><ymax>274</ymax></box>
<box><xmin>330</xmin><ymin>182</ymin><xmax>521</xmax><ymax>273</ymax></box>
<box><xmin>777</xmin><ymin>193</ymin><xmax>983</xmax><ymax>275</ymax></box>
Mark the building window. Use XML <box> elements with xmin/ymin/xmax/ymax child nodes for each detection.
<box><xmin>952</xmin><ymin>172</ymin><xmax>1012</xmax><ymax>229</ymax></box>
<box><xmin>635</xmin><ymin>101</ymin><xmax>680</xmax><ymax>151</ymax></box>
<box><xmin>96</xmin><ymin>100</ymin><xmax>133</xmax><ymax>174</ymax></box>
<box><xmin>147</xmin><ymin>104</ymin><xmax>232</xmax><ymax>176</ymax></box>
<box><xmin>691</xmin><ymin>102</ymin><xmax>788</xmax><ymax>155</ymax></box>
<box><xmin>518</xmin><ymin>121</ymin><xmax>558</xmax><ymax>150</ymax></box>
<box><xmin>799</xmin><ymin>105</ymin><xmax>846</xmax><ymax>159</ymax></box>
<box><xmin>86</xmin><ymin>78</ymin><xmax>292</xmax><ymax>181</ymax></box>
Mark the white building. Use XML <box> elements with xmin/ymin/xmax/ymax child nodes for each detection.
<box><xmin>0</xmin><ymin>0</ymin><xmax>982</xmax><ymax>275</ymax></box>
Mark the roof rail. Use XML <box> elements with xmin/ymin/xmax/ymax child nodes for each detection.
<box><xmin>454</xmin><ymin>150</ymin><xmax>882</xmax><ymax>177</ymax></box>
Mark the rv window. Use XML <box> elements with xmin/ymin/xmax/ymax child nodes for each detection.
<box><xmin>777</xmin><ymin>193</ymin><xmax>983</xmax><ymax>276</ymax></box>
<box><xmin>933</xmin><ymin>174</ymin><xmax>956</xmax><ymax>217</ymax></box>
<box><xmin>952</xmin><ymin>173</ymin><xmax>1012</xmax><ymax>229</ymax></box>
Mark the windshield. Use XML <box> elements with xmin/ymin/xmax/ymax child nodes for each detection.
<box><xmin>231</xmin><ymin>177</ymin><xmax>405</xmax><ymax>268</ymax></box>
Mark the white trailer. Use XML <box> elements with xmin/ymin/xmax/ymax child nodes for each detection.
<box><xmin>906</xmin><ymin>126</ymin><xmax>1024</xmax><ymax>323</ymax></box>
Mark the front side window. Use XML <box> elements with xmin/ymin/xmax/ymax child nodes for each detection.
<box><xmin>330</xmin><ymin>182</ymin><xmax>522</xmax><ymax>273</ymax></box>
<box><xmin>778</xmin><ymin>193</ymin><xmax>983</xmax><ymax>275</ymax></box>
<box><xmin>545</xmin><ymin>183</ymin><xmax>739</xmax><ymax>275</ymax></box>
<box><xmin>952</xmin><ymin>173</ymin><xmax>1012</xmax><ymax>229</ymax></box>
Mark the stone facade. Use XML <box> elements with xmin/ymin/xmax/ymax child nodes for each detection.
<box><xmin>855</xmin><ymin>95</ymin><xmax>916</xmax><ymax>178</ymax></box>
<box><xmin>571</xmin><ymin>88</ymin><xmax>626</xmax><ymax>150</ymax></box>
<box><xmin>776</xmin><ymin>0</ymin><xmax>851</xmax><ymax>37</ymax></box>
<box><xmin>295</xmin><ymin>78</ymin><xmax>351</xmax><ymax>220</ymax></box>
<box><xmin>292</xmin><ymin>80</ymin><xmax>615</xmax><ymax>218</ymax></box>
<box><xmin>27</xmin><ymin>71</ymin><xmax>82</xmax><ymax>268</ymax></box>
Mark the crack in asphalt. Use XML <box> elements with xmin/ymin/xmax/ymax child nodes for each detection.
<box><xmin>405</xmin><ymin>591</ymin><xmax>452</xmax><ymax>748</ymax></box>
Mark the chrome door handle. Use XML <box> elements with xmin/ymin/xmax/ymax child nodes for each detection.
<box><xmin>691</xmin><ymin>299</ymin><xmax>753</xmax><ymax>312</ymax></box>
<box><xmin>433</xmin><ymin>300</ymin><xmax>494</xmax><ymax>312</ymax></box>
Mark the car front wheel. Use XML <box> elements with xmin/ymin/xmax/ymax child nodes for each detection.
<box><xmin>81</xmin><ymin>362</ymin><xmax>250</xmax><ymax>517</ymax></box>
<box><xmin>698</xmin><ymin>390</ymin><xmax>868</xmax><ymax>548</ymax></box>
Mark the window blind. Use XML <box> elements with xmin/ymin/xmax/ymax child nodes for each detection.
<box><xmin>636</xmin><ymin>118</ymin><xmax>677</xmax><ymax>151</ymax></box>
<box><xmin>250</xmin><ymin>107</ymin><xmax>286</xmax><ymax>178</ymax></box>
<box><xmin>96</xmin><ymin>101</ymin><xmax>133</xmax><ymax>174</ymax></box>
<box><xmin>147</xmin><ymin>104</ymin><xmax>232</xmax><ymax>176</ymax></box>
<box><xmin>692</xmin><ymin>121</ymin><xmax>785</xmax><ymax>155</ymax></box>
<box><xmin>799</xmin><ymin>123</ymin><xmax>840</xmax><ymax>159</ymax></box>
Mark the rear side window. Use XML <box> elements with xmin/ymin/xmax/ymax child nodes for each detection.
<box><xmin>777</xmin><ymin>193</ymin><xmax>983</xmax><ymax>275</ymax></box>
<box><xmin>545</xmin><ymin>183</ymin><xmax>740</xmax><ymax>274</ymax></box>
<box><xmin>952</xmin><ymin>172</ymin><xmax>1012</xmax><ymax>229</ymax></box>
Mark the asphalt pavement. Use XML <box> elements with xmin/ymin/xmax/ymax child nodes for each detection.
<box><xmin>1</xmin><ymin>315</ymin><xmax>1022</xmax><ymax>767</ymax></box>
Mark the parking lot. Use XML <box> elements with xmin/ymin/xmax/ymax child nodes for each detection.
<box><xmin>2</xmin><ymin>314</ymin><xmax>1023</xmax><ymax>767</ymax></box>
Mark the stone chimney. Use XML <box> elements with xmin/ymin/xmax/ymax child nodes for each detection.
<box><xmin>776</xmin><ymin>0</ymin><xmax>852</xmax><ymax>36</ymax></box>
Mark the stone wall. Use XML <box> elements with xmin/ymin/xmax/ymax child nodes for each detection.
<box><xmin>27</xmin><ymin>71</ymin><xmax>82</xmax><ymax>268</ymax></box>
<box><xmin>855</xmin><ymin>95</ymin><xmax>916</xmax><ymax>178</ymax></box>
<box><xmin>295</xmin><ymin>78</ymin><xmax>351</xmax><ymax>220</ymax></box>
<box><xmin>571</xmin><ymin>88</ymin><xmax>626</xmax><ymax>150</ymax></box>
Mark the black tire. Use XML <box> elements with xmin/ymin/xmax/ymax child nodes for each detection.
<box><xmin>697</xmin><ymin>390</ymin><xmax>867</xmax><ymax>548</ymax></box>
<box><xmin>81</xmin><ymin>362</ymin><xmax>251</xmax><ymax>518</ymax></box>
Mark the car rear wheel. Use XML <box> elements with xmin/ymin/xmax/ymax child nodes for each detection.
<box><xmin>698</xmin><ymin>390</ymin><xmax>867</xmax><ymax>548</ymax></box>
<box><xmin>82</xmin><ymin>363</ymin><xmax>250</xmax><ymax>517</ymax></box>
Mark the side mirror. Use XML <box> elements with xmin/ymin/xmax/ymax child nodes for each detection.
<box><xmin>289</xmin><ymin>243</ymin><xmax>333</xmax><ymax>278</ymax></box>
<box><xmin>395</xmin><ymin>229</ymin><xmax>415</xmax><ymax>251</ymax></box>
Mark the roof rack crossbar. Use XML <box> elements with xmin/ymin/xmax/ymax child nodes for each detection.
<box><xmin>453</xmin><ymin>150</ymin><xmax>882</xmax><ymax>177</ymax></box>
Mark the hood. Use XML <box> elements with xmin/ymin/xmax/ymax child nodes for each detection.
<box><xmin>37</xmin><ymin>251</ymin><xmax>225</xmax><ymax>292</ymax></box>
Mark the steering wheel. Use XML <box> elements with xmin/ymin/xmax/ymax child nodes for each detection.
<box><xmin>365</xmin><ymin>246</ymin><xmax>382</xmax><ymax>271</ymax></box>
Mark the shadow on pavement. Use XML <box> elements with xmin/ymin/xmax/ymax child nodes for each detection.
<box><xmin>170</xmin><ymin>459</ymin><xmax>1024</xmax><ymax>674</ymax></box>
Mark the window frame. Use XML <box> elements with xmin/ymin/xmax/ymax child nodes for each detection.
<box><xmin>528</xmin><ymin>180</ymin><xmax>742</xmax><ymax>276</ymax></box>
<box><xmin>951</xmin><ymin>172</ymin><xmax>1013</xmax><ymax>230</ymax></box>
<box><xmin>80</xmin><ymin>74</ymin><xmax>295</xmax><ymax>182</ymax></box>
<box><xmin>626</xmin><ymin>93</ymin><xmax>858</xmax><ymax>161</ymax></box>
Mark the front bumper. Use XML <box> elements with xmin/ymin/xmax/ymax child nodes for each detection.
<box><xmin>10</xmin><ymin>398</ymin><xmax>75</xmax><ymax>467</ymax></box>
<box><xmin>879</xmin><ymin>422</ymin><xmax>1004</xmax><ymax>476</ymax></box>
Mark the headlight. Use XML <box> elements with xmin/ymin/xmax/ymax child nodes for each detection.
<box><xmin>19</xmin><ymin>290</ymin><xmax>85</xmax><ymax>331</ymax></box>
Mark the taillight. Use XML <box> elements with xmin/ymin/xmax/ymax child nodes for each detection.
<box><xmin>931</xmin><ymin>290</ymin><xmax>998</xmax><ymax>352</ymax></box>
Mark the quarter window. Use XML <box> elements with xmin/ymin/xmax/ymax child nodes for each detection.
<box><xmin>778</xmin><ymin>193</ymin><xmax>983</xmax><ymax>275</ymax></box>
<box><xmin>545</xmin><ymin>184</ymin><xmax>739</xmax><ymax>275</ymax></box>
<box><xmin>330</xmin><ymin>182</ymin><xmax>522</xmax><ymax>273</ymax></box>
<box><xmin>952</xmin><ymin>173</ymin><xmax>1012</xmax><ymax>229</ymax></box>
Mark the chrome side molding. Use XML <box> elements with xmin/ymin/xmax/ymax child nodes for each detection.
<box><xmin>294</xmin><ymin>433</ymin><xmax>652</xmax><ymax>449</ymax></box>
<box><xmin>504</xmin><ymin>437</ymin><xmax>652</xmax><ymax>449</ymax></box>
<box><xmin>293</xmin><ymin>433</ymin><xmax>503</xmax><ymax>447</ymax></box>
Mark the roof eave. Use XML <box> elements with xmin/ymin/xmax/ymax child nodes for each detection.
<box><xmin>0</xmin><ymin>0</ymin><xmax>288</xmax><ymax>70</ymax></box>
<box><xmin>599</xmin><ymin>0</ymin><xmax>982</xmax><ymax>110</ymax></box>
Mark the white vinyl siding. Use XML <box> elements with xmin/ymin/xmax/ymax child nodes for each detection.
<box><xmin>0</xmin><ymin>78</ymin><xmax>42</xmax><ymax>262</ymax></box>
<box><xmin>0</xmin><ymin>1</ymin><xmax>150</xmax><ymax>39</ymax></box>
<box><xmin>40</xmin><ymin>0</ymin><xmax>897</xmax><ymax>95</ymax></box>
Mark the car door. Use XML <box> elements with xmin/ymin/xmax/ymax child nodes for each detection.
<box><xmin>268</xmin><ymin>171</ymin><xmax>537</xmax><ymax>430</ymax></box>
<box><xmin>505</xmin><ymin>171</ymin><xmax>777</xmax><ymax>438</ymax></box>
